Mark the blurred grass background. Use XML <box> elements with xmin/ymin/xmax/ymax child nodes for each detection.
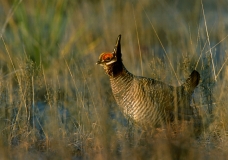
<box><xmin>0</xmin><ymin>0</ymin><xmax>228</xmax><ymax>159</ymax></box>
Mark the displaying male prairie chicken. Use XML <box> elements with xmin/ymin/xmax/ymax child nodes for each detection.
<box><xmin>97</xmin><ymin>35</ymin><xmax>201</xmax><ymax>130</ymax></box>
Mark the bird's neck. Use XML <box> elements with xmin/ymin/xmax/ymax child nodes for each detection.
<box><xmin>104</xmin><ymin>61</ymin><xmax>124</xmax><ymax>77</ymax></box>
<box><xmin>109</xmin><ymin>65</ymin><xmax>134</xmax><ymax>99</ymax></box>
<box><xmin>109</xmin><ymin>64</ymin><xmax>134</xmax><ymax>88</ymax></box>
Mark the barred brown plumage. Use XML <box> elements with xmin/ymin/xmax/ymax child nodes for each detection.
<box><xmin>97</xmin><ymin>35</ymin><xmax>201</xmax><ymax>131</ymax></box>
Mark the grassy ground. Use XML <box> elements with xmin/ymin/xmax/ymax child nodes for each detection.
<box><xmin>0</xmin><ymin>0</ymin><xmax>228</xmax><ymax>159</ymax></box>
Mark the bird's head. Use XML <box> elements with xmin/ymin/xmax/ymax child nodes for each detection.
<box><xmin>97</xmin><ymin>35</ymin><xmax>123</xmax><ymax>76</ymax></box>
<box><xmin>96</xmin><ymin>52</ymin><xmax>117</xmax><ymax>66</ymax></box>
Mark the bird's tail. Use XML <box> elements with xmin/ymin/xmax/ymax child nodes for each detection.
<box><xmin>182</xmin><ymin>70</ymin><xmax>200</xmax><ymax>94</ymax></box>
<box><xmin>176</xmin><ymin>70</ymin><xmax>200</xmax><ymax>116</ymax></box>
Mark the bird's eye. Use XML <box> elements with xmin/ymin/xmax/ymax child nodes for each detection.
<box><xmin>102</xmin><ymin>53</ymin><xmax>113</xmax><ymax>61</ymax></box>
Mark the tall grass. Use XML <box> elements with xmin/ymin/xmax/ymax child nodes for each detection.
<box><xmin>0</xmin><ymin>0</ymin><xmax>228</xmax><ymax>159</ymax></box>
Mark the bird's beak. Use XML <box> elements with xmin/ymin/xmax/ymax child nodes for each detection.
<box><xmin>96</xmin><ymin>61</ymin><xmax>102</xmax><ymax>65</ymax></box>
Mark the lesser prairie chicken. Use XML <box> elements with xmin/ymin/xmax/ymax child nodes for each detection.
<box><xmin>97</xmin><ymin>35</ymin><xmax>201</xmax><ymax>131</ymax></box>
